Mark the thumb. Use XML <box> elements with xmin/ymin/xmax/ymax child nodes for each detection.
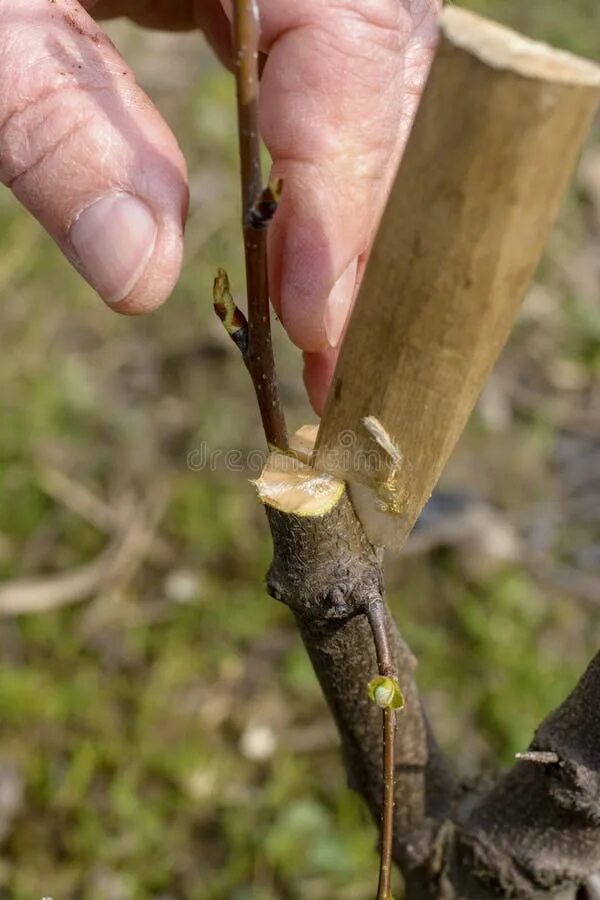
<box><xmin>0</xmin><ymin>0</ymin><xmax>188</xmax><ymax>314</ymax></box>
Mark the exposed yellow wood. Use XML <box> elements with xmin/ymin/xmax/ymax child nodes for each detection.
<box><xmin>315</xmin><ymin>6</ymin><xmax>600</xmax><ymax>549</ymax></box>
<box><xmin>254</xmin><ymin>428</ymin><xmax>344</xmax><ymax>517</ymax></box>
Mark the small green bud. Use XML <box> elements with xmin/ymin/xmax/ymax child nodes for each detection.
<box><xmin>367</xmin><ymin>676</ymin><xmax>405</xmax><ymax>710</ymax></box>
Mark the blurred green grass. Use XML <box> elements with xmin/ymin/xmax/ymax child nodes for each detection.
<box><xmin>0</xmin><ymin>4</ymin><xmax>599</xmax><ymax>899</ymax></box>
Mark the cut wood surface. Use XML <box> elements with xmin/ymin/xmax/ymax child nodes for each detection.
<box><xmin>315</xmin><ymin>6</ymin><xmax>600</xmax><ymax>549</ymax></box>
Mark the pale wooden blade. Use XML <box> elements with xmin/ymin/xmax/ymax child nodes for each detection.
<box><xmin>314</xmin><ymin>6</ymin><xmax>600</xmax><ymax>549</ymax></box>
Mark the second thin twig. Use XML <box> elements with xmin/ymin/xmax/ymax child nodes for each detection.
<box><xmin>367</xmin><ymin>599</ymin><xmax>403</xmax><ymax>900</ymax></box>
<box><xmin>231</xmin><ymin>0</ymin><xmax>288</xmax><ymax>450</ymax></box>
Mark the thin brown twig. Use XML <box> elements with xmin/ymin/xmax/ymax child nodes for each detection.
<box><xmin>367</xmin><ymin>599</ymin><xmax>398</xmax><ymax>900</ymax></box>
<box><xmin>231</xmin><ymin>0</ymin><xmax>288</xmax><ymax>450</ymax></box>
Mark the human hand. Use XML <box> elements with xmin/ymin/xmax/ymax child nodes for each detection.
<box><xmin>0</xmin><ymin>0</ymin><xmax>440</xmax><ymax>412</ymax></box>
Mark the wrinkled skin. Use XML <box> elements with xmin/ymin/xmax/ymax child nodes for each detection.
<box><xmin>0</xmin><ymin>0</ymin><xmax>439</xmax><ymax>411</ymax></box>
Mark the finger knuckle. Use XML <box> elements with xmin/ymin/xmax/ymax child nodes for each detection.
<box><xmin>0</xmin><ymin>85</ymin><xmax>94</xmax><ymax>188</ymax></box>
<box><xmin>325</xmin><ymin>0</ymin><xmax>413</xmax><ymax>54</ymax></box>
<box><xmin>0</xmin><ymin>9</ymin><xmax>125</xmax><ymax>189</ymax></box>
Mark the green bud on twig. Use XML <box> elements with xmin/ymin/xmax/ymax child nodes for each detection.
<box><xmin>367</xmin><ymin>676</ymin><xmax>405</xmax><ymax>710</ymax></box>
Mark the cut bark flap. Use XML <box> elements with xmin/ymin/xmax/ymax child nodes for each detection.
<box><xmin>314</xmin><ymin>6</ymin><xmax>600</xmax><ymax>550</ymax></box>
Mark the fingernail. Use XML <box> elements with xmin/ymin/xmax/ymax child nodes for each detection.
<box><xmin>70</xmin><ymin>193</ymin><xmax>157</xmax><ymax>304</ymax></box>
<box><xmin>324</xmin><ymin>258</ymin><xmax>358</xmax><ymax>347</ymax></box>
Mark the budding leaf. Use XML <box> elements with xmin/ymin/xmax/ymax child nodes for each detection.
<box><xmin>367</xmin><ymin>676</ymin><xmax>405</xmax><ymax>710</ymax></box>
<box><xmin>212</xmin><ymin>268</ymin><xmax>248</xmax><ymax>355</ymax></box>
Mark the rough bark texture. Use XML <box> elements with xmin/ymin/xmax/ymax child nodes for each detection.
<box><xmin>264</xmin><ymin>494</ymin><xmax>600</xmax><ymax>900</ymax></box>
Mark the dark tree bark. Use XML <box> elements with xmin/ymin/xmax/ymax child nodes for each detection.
<box><xmin>265</xmin><ymin>491</ymin><xmax>600</xmax><ymax>900</ymax></box>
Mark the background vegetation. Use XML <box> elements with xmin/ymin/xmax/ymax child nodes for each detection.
<box><xmin>0</xmin><ymin>2</ymin><xmax>598</xmax><ymax>897</ymax></box>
